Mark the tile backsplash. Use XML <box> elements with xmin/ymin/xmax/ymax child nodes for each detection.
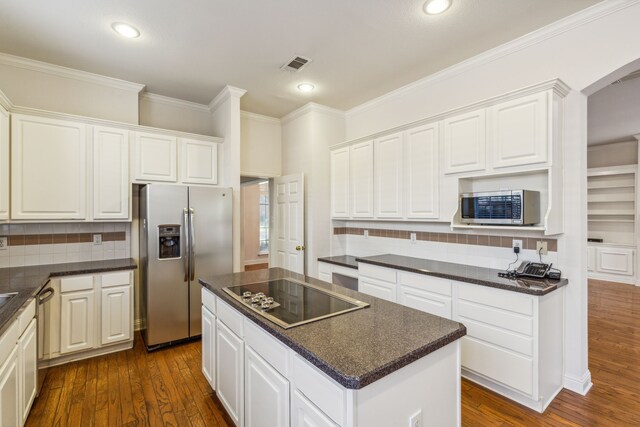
<box><xmin>0</xmin><ymin>223</ymin><xmax>131</xmax><ymax>268</ymax></box>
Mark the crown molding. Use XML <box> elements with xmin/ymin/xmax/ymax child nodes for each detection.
<box><xmin>281</xmin><ymin>102</ymin><xmax>345</xmax><ymax>124</ymax></box>
<box><xmin>208</xmin><ymin>85</ymin><xmax>247</xmax><ymax>113</ymax></box>
<box><xmin>634</xmin><ymin>134</ymin><xmax>640</xmax><ymax>142</ymax></box>
<box><xmin>240</xmin><ymin>110</ymin><xmax>281</xmax><ymax>124</ymax></box>
<box><xmin>346</xmin><ymin>0</ymin><xmax>640</xmax><ymax>118</ymax></box>
<box><xmin>0</xmin><ymin>88</ymin><xmax>13</xmax><ymax>110</ymax></box>
<box><xmin>0</xmin><ymin>52</ymin><xmax>146</xmax><ymax>93</ymax></box>
<box><xmin>140</xmin><ymin>92</ymin><xmax>211</xmax><ymax>113</ymax></box>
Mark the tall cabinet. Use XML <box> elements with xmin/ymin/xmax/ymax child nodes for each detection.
<box><xmin>0</xmin><ymin>105</ymin><xmax>8</xmax><ymax>221</ymax></box>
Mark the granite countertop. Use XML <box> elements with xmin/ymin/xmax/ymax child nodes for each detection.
<box><xmin>317</xmin><ymin>255</ymin><xmax>359</xmax><ymax>269</ymax></box>
<box><xmin>199</xmin><ymin>267</ymin><xmax>466</xmax><ymax>389</ymax></box>
<box><xmin>0</xmin><ymin>258</ymin><xmax>138</xmax><ymax>336</ymax></box>
<box><xmin>356</xmin><ymin>254</ymin><xmax>568</xmax><ymax>296</ymax></box>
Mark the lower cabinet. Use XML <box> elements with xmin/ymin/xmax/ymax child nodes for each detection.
<box><xmin>291</xmin><ymin>390</ymin><xmax>338</xmax><ymax>427</ymax></box>
<box><xmin>18</xmin><ymin>319</ymin><xmax>37</xmax><ymax>423</ymax></box>
<box><xmin>216</xmin><ymin>320</ymin><xmax>244</xmax><ymax>427</ymax></box>
<box><xmin>245</xmin><ymin>346</ymin><xmax>289</xmax><ymax>427</ymax></box>
<box><xmin>201</xmin><ymin>306</ymin><xmax>216</xmax><ymax>389</ymax></box>
<box><xmin>397</xmin><ymin>272</ymin><xmax>452</xmax><ymax>319</ymax></box>
<box><xmin>60</xmin><ymin>289</ymin><xmax>96</xmax><ymax>354</ymax></box>
<box><xmin>587</xmin><ymin>243</ymin><xmax>635</xmax><ymax>284</ymax></box>
<box><xmin>0</xmin><ymin>346</ymin><xmax>19</xmax><ymax>426</ymax></box>
<box><xmin>101</xmin><ymin>285</ymin><xmax>132</xmax><ymax>345</ymax></box>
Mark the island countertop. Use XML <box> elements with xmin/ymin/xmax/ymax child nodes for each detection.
<box><xmin>199</xmin><ymin>267</ymin><xmax>466</xmax><ymax>389</ymax></box>
<box><xmin>0</xmin><ymin>259</ymin><xmax>138</xmax><ymax>336</ymax></box>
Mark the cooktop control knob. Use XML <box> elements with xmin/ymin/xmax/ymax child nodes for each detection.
<box><xmin>242</xmin><ymin>291</ymin><xmax>252</xmax><ymax>299</ymax></box>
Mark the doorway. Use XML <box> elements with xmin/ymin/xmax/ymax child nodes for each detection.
<box><xmin>240</xmin><ymin>177</ymin><xmax>270</xmax><ymax>271</ymax></box>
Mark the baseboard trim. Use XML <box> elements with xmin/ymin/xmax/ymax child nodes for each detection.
<box><xmin>39</xmin><ymin>341</ymin><xmax>133</xmax><ymax>368</ymax></box>
<box><xmin>564</xmin><ymin>370</ymin><xmax>593</xmax><ymax>395</ymax></box>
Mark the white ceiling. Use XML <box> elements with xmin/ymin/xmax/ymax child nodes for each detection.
<box><xmin>588</xmin><ymin>73</ymin><xmax>640</xmax><ymax>145</ymax></box>
<box><xmin>0</xmin><ymin>0</ymin><xmax>603</xmax><ymax>118</ymax></box>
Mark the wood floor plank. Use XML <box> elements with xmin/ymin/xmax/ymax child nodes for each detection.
<box><xmin>107</xmin><ymin>352</ymin><xmax>123</xmax><ymax>426</ymax></box>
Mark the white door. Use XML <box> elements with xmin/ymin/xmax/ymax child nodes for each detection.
<box><xmin>19</xmin><ymin>319</ymin><xmax>37</xmax><ymax>424</ymax></box>
<box><xmin>272</xmin><ymin>173</ymin><xmax>305</xmax><ymax>274</ymax></box>
<box><xmin>92</xmin><ymin>126</ymin><xmax>130</xmax><ymax>220</ymax></box>
<box><xmin>350</xmin><ymin>140</ymin><xmax>374</xmax><ymax>218</ymax></box>
<box><xmin>405</xmin><ymin>123</ymin><xmax>440</xmax><ymax>219</ymax></box>
<box><xmin>443</xmin><ymin>110</ymin><xmax>486</xmax><ymax>174</ymax></box>
<box><xmin>0</xmin><ymin>105</ymin><xmax>9</xmax><ymax>220</ymax></box>
<box><xmin>100</xmin><ymin>285</ymin><xmax>132</xmax><ymax>345</ymax></box>
<box><xmin>201</xmin><ymin>306</ymin><xmax>216</xmax><ymax>389</ymax></box>
<box><xmin>0</xmin><ymin>346</ymin><xmax>19</xmax><ymax>427</ymax></box>
<box><xmin>180</xmin><ymin>138</ymin><xmax>219</xmax><ymax>185</ymax></box>
<box><xmin>216</xmin><ymin>320</ymin><xmax>244</xmax><ymax>427</ymax></box>
<box><xmin>291</xmin><ymin>389</ymin><xmax>338</xmax><ymax>427</ymax></box>
<box><xmin>374</xmin><ymin>132</ymin><xmax>404</xmax><ymax>218</ymax></box>
<box><xmin>133</xmin><ymin>131</ymin><xmax>178</xmax><ymax>182</ymax></box>
<box><xmin>245</xmin><ymin>346</ymin><xmax>290</xmax><ymax>427</ymax></box>
<box><xmin>60</xmin><ymin>290</ymin><xmax>95</xmax><ymax>354</ymax></box>
<box><xmin>329</xmin><ymin>148</ymin><xmax>350</xmax><ymax>218</ymax></box>
<box><xmin>11</xmin><ymin>114</ymin><xmax>87</xmax><ymax>220</ymax></box>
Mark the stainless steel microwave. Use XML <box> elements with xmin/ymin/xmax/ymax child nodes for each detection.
<box><xmin>460</xmin><ymin>190</ymin><xmax>540</xmax><ymax>225</ymax></box>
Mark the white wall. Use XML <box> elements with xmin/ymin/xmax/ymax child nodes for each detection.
<box><xmin>588</xmin><ymin>76</ymin><xmax>640</xmax><ymax>145</ymax></box>
<box><xmin>139</xmin><ymin>93</ymin><xmax>215</xmax><ymax>136</ymax></box>
<box><xmin>587</xmin><ymin>140</ymin><xmax>638</xmax><ymax>168</ymax></box>
<box><xmin>241</xmin><ymin>111</ymin><xmax>282</xmax><ymax>177</ymax></box>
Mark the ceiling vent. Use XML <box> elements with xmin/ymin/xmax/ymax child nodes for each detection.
<box><xmin>281</xmin><ymin>55</ymin><xmax>312</xmax><ymax>72</ymax></box>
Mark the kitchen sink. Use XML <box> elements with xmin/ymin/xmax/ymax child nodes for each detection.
<box><xmin>0</xmin><ymin>292</ymin><xmax>18</xmax><ymax>310</ymax></box>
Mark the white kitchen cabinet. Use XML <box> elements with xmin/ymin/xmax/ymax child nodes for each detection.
<box><xmin>490</xmin><ymin>92</ymin><xmax>548</xmax><ymax>169</ymax></box>
<box><xmin>92</xmin><ymin>126</ymin><xmax>130</xmax><ymax>220</ymax></box>
<box><xmin>398</xmin><ymin>278</ymin><xmax>452</xmax><ymax>319</ymax></box>
<box><xmin>358</xmin><ymin>276</ymin><xmax>396</xmax><ymax>302</ymax></box>
<box><xmin>132</xmin><ymin>131</ymin><xmax>178</xmax><ymax>183</ymax></box>
<box><xmin>317</xmin><ymin>262</ymin><xmax>332</xmax><ymax>283</ymax></box>
<box><xmin>405</xmin><ymin>123</ymin><xmax>439</xmax><ymax>219</ymax></box>
<box><xmin>374</xmin><ymin>132</ymin><xmax>404</xmax><ymax>218</ymax></box>
<box><xmin>0</xmin><ymin>105</ymin><xmax>9</xmax><ymax>221</ymax></box>
<box><xmin>330</xmin><ymin>147</ymin><xmax>350</xmax><ymax>218</ymax></box>
<box><xmin>245</xmin><ymin>345</ymin><xmax>290</xmax><ymax>427</ymax></box>
<box><xmin>443</xmin><ymin>110</ymin><xmax>486</xmax><ymax>175</ymax></box>
<box><xmin>202</xmin><ymin>306</ymin><xmax>216</xmax><ymax>390</ymax></box>
<box><xmin>11</xmin><ymin>114</ymin><xmax>87</xmax><ymax>220</ymax></box>
<box><xmin>216</xmin><ymin>319</ymin><xmax>244</xmax><ymax>427</ymax></box>
<box><xmin>350</xmin><ymin>140</ymin><xmax>374</xmax><ymax>218</ymax></box>
<box><xmin>180</xmin><ymin>138</ymin><xmax>219</xmax><ymax>185</ymax></box>
<box><xmin>60</xmin><ymin>288</ymin><xmax>96</xmax><ymax>355</ymax></box>
<box><xmin>587</xmin><ymin>246</ymin><xmax>596</xmax><ymax>272</ymax></box>
<box><xmin>100</xmin><ymin>285</ymin><xmax>132</xmax><ymax>345</ymax></box>
<box><xmin>595</xmin><ymin>246</ymin><xmax>634</xmax><ymax>276</ymax></box>
<box><xmin>0</xmin><ymin>346</ymin><xmax>19</xmax><ymax>427</ymax></box>
<box><xmin>18</xmin><ymin>318</ymin><xmax>37</xmax><ymax>424</ymax></box>
<box><xmin>291</xmin><ymin>389</ymin><xmax>338</xmax><ymax>427</ymax></box>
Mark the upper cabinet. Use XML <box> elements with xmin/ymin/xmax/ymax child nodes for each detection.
<box><xmin>405</xmin><ymin>124</ymin><xmax>439</xmax><ymax>219</ymax></box>
<box><xmin>92</xmin><ymin>126</ymin><xmax>130</xmax><ymax>220</ymax></box>
<box><xmin>132</xmin><ymin>131</ymin><xmax>178</xmax><ymax>183</ymax></box>
<box><xmin>11</xmin><ymin>114</ymin><xmax>87</xmax><ymax>220</ymax></box>
<box><xmin>330</xmin><ymin>147</ymin><xmax>350</xmax><ymax>218</ymax></box>
<box><xmin>0</xmin><ymin>105</ymin><xmax>8</xmax><ymax>221</ymax></box>
<box><xmin>180</xmin><ymin>138</ymin><xmax>218</xmax><ymax>185</ymax></box>
<box><xmin>350</xmin><ymin>140</ymin><xmax>374</xmax><ymax>218</ymax></box>
<box><xmin>443</xmin><ymin>110</ymin><xmax>486</xmax><ymax>175</ymax></box>
<box><xmin>375</xmin><ymin>133</ymin><xmax>404</xmax><ymax>219</ymax></box>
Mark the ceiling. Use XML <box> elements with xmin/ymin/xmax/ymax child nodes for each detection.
<box><xmin>0</xmin><ymin>0</ymin><xmax>604</xmax><ymax>118</ymax></box>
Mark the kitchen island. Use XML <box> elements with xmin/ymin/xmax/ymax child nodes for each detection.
<box><xmin>200</xmin><ymin>267</ymin><xmax>466</xmax><ymax>427</ymax></box>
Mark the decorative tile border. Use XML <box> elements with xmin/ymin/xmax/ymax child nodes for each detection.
<box><xmin>6</xmin><ymin>232</ymin><xmax>126</xmax><ymax>246</ymax></box>
<box><xmin>333</xmin><ymin>227</ymin><xmax>557</xmax><ymax>251</ymax></box>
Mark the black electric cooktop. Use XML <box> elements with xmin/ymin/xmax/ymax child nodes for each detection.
<box><xmin>223</xmin><ymin>278</ymin><xmax>369</xmax><ymax>329</ymax></box>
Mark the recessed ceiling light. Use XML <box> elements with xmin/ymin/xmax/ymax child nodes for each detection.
<box><xmin>423</xmin><ymin>0</ymin><xmax>452</xmax><ymax>15</ymax></box>
<box><xmin>111</xmin><ymin>22</ymin><xmax>140</xmax><ymax>38</ymax></box>
<box><xmin>297</xmin><ymin>83</ymin><xmax>315</xmax><ymax>93</ymax></box>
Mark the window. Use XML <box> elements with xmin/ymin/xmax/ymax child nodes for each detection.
<box><xmin>258</xmin><ymin>182</ymin><xmax>269</xmax><ymax>254</ymax></box>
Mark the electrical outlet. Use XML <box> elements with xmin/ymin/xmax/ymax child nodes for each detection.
<box><xmin>536</xmin><ymin>241</ymin><xmax>548</xmax><ymax>255</ymax></box>
<box><xmin>0</xmin><ymin>236</ymin><xmax>7</xmax><ymax>250</ymax></box>
<box><xmin>364</xmin><ymin>230</ymin><xmax>369</xmax><ymax>239</ymax></box>
<box><xmin>93</xmin><ymin>234</ymin><xmax>102</xmax><ymax>245</ymax></box>
<box><xmin>410</xmin><ymin>233</ymin><xmax>417</xmax><ymax>244</ymax></box>
<box><xmin>409</xmin><ymin>410</ymin><xmax>422</xmax><ymax>427</ymax></box>
<box><xmin>512</xmin><ymin>239</ymin><xmax>523</xmax><ymax>253</ymax></box>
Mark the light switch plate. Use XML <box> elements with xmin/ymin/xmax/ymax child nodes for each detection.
<box><xmin>0</xmin><ymin>236</ymin><xmax>7</xmax><ymax>250</ymax></box>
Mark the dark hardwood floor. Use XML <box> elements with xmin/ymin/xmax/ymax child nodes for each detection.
<box><xmin>27</xmin><ymin>279</ymin><xmax>640</xmax><ymax>426</ymax></box>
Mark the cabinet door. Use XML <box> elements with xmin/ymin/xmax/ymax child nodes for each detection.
<box><xmin>100</xmin><ymin>285</ymin><xmax>132</xmax><ymax>345</ymax></box>
<box><xmin>398</xmin><ymin>285</ymin><xmax>452</xmax><ymax>319</ymax></box>
<box><xmin>133</xmin><ymin>131</ymin><xmax>178</xmax><ymax>182</ymax></box>
<box><xmin>216</xmin><ymin>320</ymin><xmax>244</xmax><ymax>427</ymax></box>
<box><xmin>93</xmin><ymin>126</ymin><xmax>130</xmax><ymax>220</ymax></box>
<box><xmin>0</xmin><ymin>346</ymin><xmax>19</xmax><ymax>427</ymax></box>
<box><xmin>490</xmin><ymin>92</ymin><xmax>548</xmax><ymax>169</ymax></box>
<box><xmin>317</xmin><ymin>262</ymin><xmax>332</xmax><ymax>283</ymax></box>
<box><xmin>330</xmin><ymin>148</ymin><xmax>350</xmax><ymax>218</ymax></box>
<box><xmin>202</xmin><ymin>306</ymin><xmax>216</xmax><ymax>390</ymax></box>
<box><xmin>596</xmin><ymin>247</ymin><xmax>634</xmax><ymax>276</ymax></box>
<box><xmin>374</xmin><ymin>132</ymin><xmax>404</xmax><ymax>218</ymax></box>
<box><xmin>405</xmin><ymin>124</ymin><xmax>439</xmax><ymax>219</ymax></box>
<box><xmin>350</xmin><ymin>140</ymin><xmax>374</xmax><ymax>218</ymax></box>
<box><xmin>291</xmin><ymin>389</ymin><xmax>338</xmax><ymax>427</ymax></box>
<box><xmin>11</xmin><ymin>114</ymin><xmax>87</xmax><ymax>220</ymax></box>
<box><xmin>245</xmin><ymin>346</ymin><xmax>289</xmax><ymax>427</ymax></box>
<box><xmin>587</xmin><ymin>246</ymin><xmax>596</xmax><ymax>272</ymax></box>
<box><xmin>180</xmin><ymin>138</ymin><xmax>218</xmax><ymax>185</ymax></box>
<box><xmin>60</xmin><ymin>290</ymin><xmax>95</xmax><ymax>354</ymax></box>
<box><xmin>19</xmin><ymin>319</ymin><xmax>37</xmax><ymax>424</ymax></box>
<box><xmin>358</xmin><ymin>276</ymin><xmax>396</xmax><ymax>302</ymax></box>
<box><xmin>0</xmin><ymin>106</ymin><xmax>8</xmax><ymax>221</ymax></box>
<box><xmin>443</xmin><ymin>110</ymin><xmax>486</xmax><ymax>174</ymax></box>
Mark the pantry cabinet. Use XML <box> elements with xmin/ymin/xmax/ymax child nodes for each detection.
<box><xmin>92</xmin><ymin>126</ymin><xmax>130</xmax><ymax>220</ymax></box>
<box><xmin>443</xmin><ymin>110</ymin><xmax>486</xmax><ymax>175</ymax></box>
<box><xmin>11</xmin><ymin>114</ymin><xmax>87</xmax><ymax>220</ymax></box>
<box><xmin>0</xmin><ymin>105</ymin><xmax>8</xmax><ymax>221</ymax></box>
<box><xmin>374</xmin><ymin>132</ymin><xmax>404</xmax><ymax>218</ymax></box>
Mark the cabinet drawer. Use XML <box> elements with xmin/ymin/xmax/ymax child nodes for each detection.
<box><xmin>461</xmin><ymin>317</ymin><xmax>534</xmax><ymax>357</ymax></box>
<box><xmin>0</xmin><ymin>320</ymin><xmax>19</xmax><ymax>367</ymax></box>
<box><xmin>462</xmin><ymin>337</ymin><xmax>534</xmax><ymax>396</ymax></box>
<box><xmin>202</xmin><ymin>288</ymin><xmax>216</xmax><ymax>315</ymax></box>
<box><xmin>398</xmin><ymin>285</ymin><xmax>452</xmax><ymax>319</ymax></box>
<box><xmin>358</xmin><ymin>263</ymin><xmax>396</xmax><ymax>283</ymax></box>
<box><xmin>60</xmin><ymin>275</ymin><xmax>94</xmax><ymax>293</ymax></box>
<box><xmin>244</xmin><ymin>318</ymin><xmax>289</xmax><ymax>376</ymax></box>
<box><xmin>101</xmin><ymin>271</ymin><xmax>131</xmax><ymax>288</ymax></box>
<box><xmin>458</xmin><ymin>300</ymin><xmax>533</xmax><ymax>336</ymax></box>
<box><xmin>292</xmin><ymin>355</ymin><xmax>346</xmax><ymax>426</ymax></box>
<box><xmin>398</xmin><ymin>271</ymin><xmax>452</xmax><ymax>296</ymax></box>
<box><xmin>358</xmin><ymin>276</ymin><xmax>396</xmax><ymax>302</ymax></box>
<box><xmin>18</xmin><ymin>299</ymin><xmax>36</xmax><ymax>336</ymax></box>
<box><xmin>458</xmin><ymin>283</ymin><xmax>533</xmax><ymax>316</ymax></box>
<box><xmin>217</xmin><ymin>298</ymin><xmax>243</xmax><ymax>338</ymax></box>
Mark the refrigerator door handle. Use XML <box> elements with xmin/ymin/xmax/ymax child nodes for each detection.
<box><xmin>183</xmin><ymin>208</ymin><xmax>189</xmax><ymax>282</ymax></box>
<box><xmin>190</xmin><ymin>208</ymin><xmax>196</xmax><ymax>281</ymax></box>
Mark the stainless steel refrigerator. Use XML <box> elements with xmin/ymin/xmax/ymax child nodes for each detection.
<box><xmin>140</xmin><ymin>184</ymin><xmax>232</xmax><ymax>350</ymax></box>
